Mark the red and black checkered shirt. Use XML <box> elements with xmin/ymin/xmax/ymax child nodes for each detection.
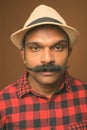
<box><xmin>0</xmin><ymin>71</ymin><xmax>87</xmax><ymax>130</ymax></box>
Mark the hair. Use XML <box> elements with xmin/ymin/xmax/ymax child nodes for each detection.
<box><xmin>22</xmin><ymin>24</ymin><xmax>70</xmax><ymax>48</ymax></box>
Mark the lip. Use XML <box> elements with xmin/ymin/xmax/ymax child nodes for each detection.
<box><xmin>40</xmin><ymin>71</ymin><xmax>56</xmax><ymax>76</ymax></box>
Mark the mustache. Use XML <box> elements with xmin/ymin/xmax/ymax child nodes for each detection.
<box><xmin>25</xmin><ymin>63</ymin><xmax>67</xmax><ymax>72</ymax></box>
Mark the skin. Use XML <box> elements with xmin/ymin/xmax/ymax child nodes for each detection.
<box><xmin>21</xmin><ymin>25</ymin><xmax>72</xmax><ymax>98</ymax></box>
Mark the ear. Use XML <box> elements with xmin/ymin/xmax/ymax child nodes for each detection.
<box><xmin>20</xmin><ymin>48</ymin><xmax>25</xmax><ymax>61</ymax></box>
<box><xmin>68</xmin><ymin>48</ymin><xmax>72</xmax><ymax>56</ymax></box>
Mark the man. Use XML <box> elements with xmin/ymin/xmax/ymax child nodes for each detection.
<box><xmin>0</xmin><ymin>4</ymin><xmax>87</xmax><ymax>130</ymax></box>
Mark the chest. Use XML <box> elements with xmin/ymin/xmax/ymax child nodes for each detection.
<box><xmin>2</xmin><ymin>92</ymin><xmax>87</xmax><ymax>130</ymax></box>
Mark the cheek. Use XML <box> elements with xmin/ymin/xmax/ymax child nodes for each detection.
<box><xmin>55</xmin><ymin>52</ymin><xmax>69</xmax><ymax>65</ymax></box>
<box><xmin>25</xmin><ymin>51</ymin><xmax>40</xmax><ymax>66</ymax></box>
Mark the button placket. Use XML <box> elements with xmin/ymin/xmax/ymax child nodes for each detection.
<box><xmin>49</xmin><ymin>101</ymin><xmax>55</xmax><ymax>109</ymax></box>
<box><xmin>49</xmin><ymin>101</ymin><xmax>56</xmax><ymax>128</ymax></box>
<box><xmin>51</xmin><ymin>127</ymin><xmax>55</xmax><ymax>130</ymax></box>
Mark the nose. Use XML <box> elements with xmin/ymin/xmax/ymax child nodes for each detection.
<box><xmin>40</xmin><ymin>48</ymin><xmax>54</xmax><ymax>64</ymax></box>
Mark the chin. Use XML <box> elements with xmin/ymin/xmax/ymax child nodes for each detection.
<box><xmin>37</xmin><ymin>72</ymin><xmax>63</xmax><ymax>85</ymax></box>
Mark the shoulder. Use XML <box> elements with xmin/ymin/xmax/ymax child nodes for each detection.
<box><xmin>0</xmin><ymin>71</ymin><xmax>27</xmax><ymax>100</ymax></box>
<box><xmin>0</xmin><ymin>72</ymin><xmax>27</xmax><ymax>97</ymax></box>
<box><xmin>0</xmin><ymin>83</ymin><xmax>17</xmax><ymax>114</ymax></box>
<box><xmin>0</xmin><ymin>83</ymin><xmax>17</xmax><ymax>100</ymax></box>
<box><xmin>72</xmin><ymin>76</ymin><xmax>87</xmax><ymax>91</ymax></box>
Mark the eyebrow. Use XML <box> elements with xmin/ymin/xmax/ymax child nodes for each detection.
<box><xmin>26</xmin><ymin>39</ymin><xmax>68</xmax><ymax>46</ymax></box>
<box><xmin>54</xmin><ymin>39</ymin><xmax>68</xmax><ymax>44</ymax></box>
<box><xmin>25</xmin><ymin>42</ymin><xmax>40</xmax><ymax>47</ymax></box>
<box><xmin>51</xmin><ymin>40</ymin><xmax>68</xmax><ymax>48</ymax></box>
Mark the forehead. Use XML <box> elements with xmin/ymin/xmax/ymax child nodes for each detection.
<box><xmin>23</xmin><ymin>25</ymin><xmax>69</xmax><ymax>43</ymax></box>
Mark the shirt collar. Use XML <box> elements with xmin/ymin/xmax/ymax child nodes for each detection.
<box><xmin>15</xmin><ymin>71</ymin><xmax>74</xmax><ymax>98</ymax></box>
<box><xmin>14</xmin><ymin>71</ymin><xmax>30</xmax><ymax>98</ymax></box>
<box><xmin>63</xmin><ymin>71</ymin><xmax>74</xmax><ymax>92</ymax></box>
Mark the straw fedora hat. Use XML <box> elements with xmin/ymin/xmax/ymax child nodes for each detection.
<box><xmin>11</xmin><ymin>4</ymin><xmax>79</xmax><ymax>49</ymax></box>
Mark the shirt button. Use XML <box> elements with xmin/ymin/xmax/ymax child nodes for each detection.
<box><xmin>51</xmin><ymin>128</ymin><xmax>55</xmax><ymax>130</ymax></box>
<box><xmin>49</xmin><ymin>102</ymin><xmax>55</xmax><ymax>109</ymax></box>
<box><xmin>50</xmin><ymin>102</ymin><xmax>54</xmax><ymax>105</ymax></box>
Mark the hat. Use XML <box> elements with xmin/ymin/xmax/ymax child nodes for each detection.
<box><xmin>11</xmin><ymin>4</ymin><xmax>79</xmax><ymax>49</ymax></box>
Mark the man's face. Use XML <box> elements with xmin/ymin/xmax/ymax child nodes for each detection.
<box><xmin>21</xmin><ymin>25</ymin><xmax>71</xmax><ymax>86</ymax></box>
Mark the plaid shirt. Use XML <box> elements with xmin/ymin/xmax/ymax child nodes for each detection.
<box><xmin>0</xmin><ymin>71</ymin><xmax>87</xmax><ymax>130</ymax></box>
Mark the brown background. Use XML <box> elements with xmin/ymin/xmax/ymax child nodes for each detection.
<box><xmin>0</xmin><ymin>0</ymin><xmax>87</xmax><ymax>89</ymax></box>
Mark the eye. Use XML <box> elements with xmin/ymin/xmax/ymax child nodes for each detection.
<box><xmin>54</xmin><ymin>44</ymin><xmax>65</xmax><ymax>51</ymax></box>
<box><xmin>32</xmin><ymin>45</ymin><xmax>40</xmax><ymax>51</ymax></box>
<box><xmin>27</xmin><ymin>44</ymin><xmax>40</xmax><ymax>52</ymax></box>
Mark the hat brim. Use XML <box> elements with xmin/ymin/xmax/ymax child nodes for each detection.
<box><xmin>11</xmin><ymin>22</ymin><xmax>79</xmax><ymax>49</ymax></box>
